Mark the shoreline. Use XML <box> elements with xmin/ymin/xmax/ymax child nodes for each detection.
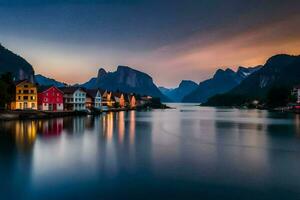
<box><xmin>0</xmin><ymin>104</ymin><xmax>172</xmax><ymax>121</ymax></box>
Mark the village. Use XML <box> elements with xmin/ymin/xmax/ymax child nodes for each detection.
<box><xmin>0</xmin><ymin>79</ymin><xmax>160</xmax><ymax>120</ymax></box>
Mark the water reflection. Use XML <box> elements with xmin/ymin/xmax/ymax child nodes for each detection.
<box><xmin>118</xmin><ymin>111</ymin><xmax>125</xmax><ymax>143</ymax></box>
<box><xmin>1</xmin><ymin>106</ymin><xmax>300</xmax><ymax>199</ymax></box>
<box><xmin>129</xmin><ymin>111</ymin><xmax>136</xmax><ymax>145</ymax></box>
<box><xmin>37</xmin><ymin>119</ymin><xmax>63</xmax><ymax>137</ymax></box>
<box><xmin>295</xmin><ymin>114</ymin><xmax>300</xmax><ymax>136</ymax></box>
<box><xmin>102</xmin><ymin>112</ymin><xmax>114</xmax><ymax>140</ymax></box>
<box><xmin>15</xmin><ymin>121</ymin><xmax>37</xmax><ymax>151</ymax></box>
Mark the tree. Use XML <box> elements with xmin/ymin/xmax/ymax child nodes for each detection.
<box><xmin>266</xmin><ymin>86</ymin><xmax>290</xmax><ymax>108</ymax></box>
<box><xmin>0</xmin><ymin>73</ymin><xmax>14</xmax><ymax>109</ymax></box>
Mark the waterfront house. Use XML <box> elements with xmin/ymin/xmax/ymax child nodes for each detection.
<box><xmin>11</xmin><ymin>80</ymin><xmax>38</xmax><ymax>110</ymax></box>
<box><xmin>60</xmin><ymin>87</ymin><xmax>86</xmax><ymax>111</ymax></box>
<box><xmin>85</xmin><ymin>89</ymin><xmax>102</xmax><ymax>110</ymax></box>
<box><xmin>113</xmin><ymin>92</ymin><xmax>126</xmax><ymax>108</ymax></box>
<box><xmin>38</xmin><ymin>86</ymin><xmax>64</xmax><ymax>111</ymax></box>
<box><xmin>293</xmin><ymin>85</ymin><xmax>300</xmax><ymax>104</ymax></box>
<box><xmin>128</xmin><ymin>94</ymin><xmax>137</xmax><ymax>108</ymax></box>
<box><xmin>101</xmin><ymin>90</ymin><xmax>114</xmax><ymax>108</ymax></box>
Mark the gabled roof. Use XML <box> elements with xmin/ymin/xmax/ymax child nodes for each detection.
<box><xmin>98</xmin><ymin>89</ymin><xmax>106</xmax><ymax>95</ymax></box>
<box><xmin>126</xmin><ymin>94</ymin><xmax>136</xmax><ymax>101</ymax></box>
<box><xmin>38</xmin><ymin>85</ymin><xmax>64</xmax><ymax>94</ymax></box>
<box><xmin>38</xmin><ymin>86</ymin><xmax>52</xmax><ymax>93</ymax></box>
<box><xmin>14</xmin><ymin>79</ymin><xmax>34</xmax><ymax>86</ymax></box>
<box><xmin>112</xmin><ymin>92</ymin><xmax>124</xmax><ymax>98</ymax></box>
<box><xmin>59</xmin><ymin>87</ymin><xmax>85</xmax><ymax>94</ymax></box>
<box><xmin>85</xmin><ymin>89</ymin><xmax>100</xmax><ymax>98</ymax></box>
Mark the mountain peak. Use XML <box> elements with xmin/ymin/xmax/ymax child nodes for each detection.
<box><xmin>117</xmin><ymin>65</ymin><xmax>136</xmax><ymax>73</ymax></box>
<box><xmin>179</xmin><ymin>80</ymin><xmax>198</xmax><ymax>88</ymax></box>
<box><xmin>35</xmin><ymin>74</ymin><xmax>66</xmax><ymax>87</ymax></box>
<box><xmin>225</xmin><ymin>68</ymin><xmax>235</xmax><ymax>73</ymax></box>
<box><xmin>0</xmin><ymin>43</ymin><xmax>34</xmax><ymax>81</ymax></box>
<box><xmin>159</xmin><ymin>80</ymin><xmax>198</xmax><ymax>102</ymax></box>
<box><xmin>265</xmin><ymin>54</ymin><xmax>298</xmax><ymax>67</ymax></box>
<box><xmin>237</xmin><ymin>66</ymin><xmax>247</xmax><ymax>72</ymax></box>
<box><xmin>213</xmin><ymin>68</ymin><xmax>234</xmax><ymax>78</ymax></box>
<box><xmin>82</xmin><ymin>65</ymin><xmax>168</xmax><ymax>101</ymax></box>
<box><xmin>97</xmin><ymin>68</ymin><xmax>107</xmax><ymax>78</ymax></box>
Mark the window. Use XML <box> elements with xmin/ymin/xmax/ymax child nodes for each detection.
<box><xmin>30</xmin><ymin>96</ymin><xmax>34</xmax><ymax>100</ymax></box>
<box><xmin>30</xmin><ymin>90</ymin><xmax>34</xmax><ymax>94</ymax></box>
<box><xmin>18</xmin><ymin>96</ymin><xmax>21</xmax><ymax>100</ymax></box>
<box><xmin>18</xmin><ymin>90</ymin><xmax>22</xmax><ymax>94</ymax></box>
<box><xmin>31</xmin><ymin>103</ymin><xmax>35</xmax><ymax>108</ymax></box>
<box><xmin>23</xmin><ymin>96</ymin><xmax>28</xmax><ymax>100</ymax></box>
<box><xmin>24</xmin><ymin>85</ymin><xmax>28</xmax><ymax>88</ymax></box>
<box><xmin>44</xmin><ymin>103</ymin><xmax>47</xmax><ymax>106</ymax></box>
<box><xmin>23</xmin><ymin>90</ymin><xmax>29</xmax><ymax>94</ymax></box>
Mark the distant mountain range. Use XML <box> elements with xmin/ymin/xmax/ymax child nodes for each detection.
<box><xmin>203</xmin><ymin>54</ymin><xmax>300</xmax><ymax>106</ymax></box>
<box><xmin>81</xmin><ymin>66</ymin><xmax>169</xmax><ymax>101</ymax></box>
<box><xmin>35</xmin><ymin>74</ymin><xmax>67</xmax><ymax>87</ymax></box>
<box><xmin>159</xmin><ymin>80</ymin><xmax>198</xmax><ymax>102</ymax></box>
<box><xmin>182</xmin><ymin>66</ymin><xmax>261</xmax><ymax>103</ymax></box>
<box><xmin>0</xmin><ymin>43</ymin><xmax>34</xmax><ymax>81</ymax></box>
<box><xmin>1</xmin><ymin>43</ymin><xmax>298</xmax><ymax>106</ymax></box>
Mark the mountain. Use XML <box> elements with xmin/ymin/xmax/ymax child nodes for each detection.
<box><xmin>203</xmin><ymin>54</ymin><xmax>300</xmax><ymax>106</ymax></box>
<box><xmin>159</xmin><ymin>80</ymin><xmax>198</xmax><ymax>102</ymax></box>
<box><xmin>35</xmin><ymin>74</ymin><xmax>67</xmax><ymax>87</ymax></box>
<box><xmin>182</xmin><ymin>66</ymin><xmax>261</xmax><ymax>103</ymax></box>
<box><xmin>0</xmin><ymin>43</ymin><xmax>34</xmax><ymax>81</ymax></box>
<box><xmin>82</xmin><ymin>66</ymin><xmax>169</xmax><ymax>101</ymax></box>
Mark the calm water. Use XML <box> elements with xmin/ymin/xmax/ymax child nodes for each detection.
<box><xmin>1</xmin><ymin>104</ymin><xmax>300</xmax><ymax>199</ymax></box>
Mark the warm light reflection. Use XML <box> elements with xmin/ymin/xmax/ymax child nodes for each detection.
<box><xmin>118</xmin><ymin>112</ymin><xmax>125</xmax><ymax>144</ymax></box>
<box><xmin>102</xmin><ymin>112</ymin><xmax>114</xmax><ymax>141</ymax></box>
<box><xmin>129</xmin><ymin>111</ymin><xmax>136</xmax><ymax>145</ymax></box>
<box><xmin>295</xmin><ymin>115</ymin><xmax>300</xmax><ymax>137</ymax></box>
<box><xmin>15</xmin><ymin>121</ymin><xmax>37</xmax><ymax>151</ymax></box>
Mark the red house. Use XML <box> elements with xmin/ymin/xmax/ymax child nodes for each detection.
<box><xmin>38</xmin><ymin>86</ymin><xmax>64</xmax><ymax>111</ymax></box>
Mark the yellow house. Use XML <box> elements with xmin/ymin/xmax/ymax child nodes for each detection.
<box><xmin>11</xmin><ymin>80</ymin><xmax>38</xmax><ymax>110</ymax></box>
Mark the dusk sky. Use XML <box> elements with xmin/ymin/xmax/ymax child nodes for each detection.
<box><xmin>1</xmin><ymin>0</ymin><xmax>300</xmax><ymax>87</ymax></box>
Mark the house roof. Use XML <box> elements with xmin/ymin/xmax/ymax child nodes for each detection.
<box><xmin>38</xmin><ymin>86</ymin><xmax>52</xmax><ymax>93</ymax></box>
<box><xmin>14</xmin><ymin>79</ymin><xmax>33</xmax><ymax>86</ymax></box>
<box><xmin>38</xmin><ymin>85</ymin><xmax>64</xmax><ymax>94</ymax></box>
<box><xmin>85</xmin><ymin>89</ymin><xmax>99</xmax><ymax>98</ymax></box>
<box><xmin>98</xmin><ymin>89</ymin><xmax>107</xmax><ymax>95</ymax></box>
<box><xmin>112</xmin><ymin>92</ymin><xmax>124</xmax><ymax>98</ymax></box>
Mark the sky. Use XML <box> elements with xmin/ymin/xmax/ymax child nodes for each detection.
<box><xmin>0</xmin><ymin>0</ymin><xmax>300</xmax><ymax>87</ymax></box>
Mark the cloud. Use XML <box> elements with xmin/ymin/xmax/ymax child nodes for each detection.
<box><xmin>128</xmin><ymin>14</ymin><xmax>300</xmax><ymax>87</ymax></box>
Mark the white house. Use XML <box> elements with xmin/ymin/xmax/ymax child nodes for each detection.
<box><xmin>86</xmin><ymin>89</ymin><xmax>102</xmax><ymax>110</ymax></box>
<box><xmin>294</xmin><ymin>85</ymin><xmax>300</xmax><ymax>104</ymax></box>
<box><xmin>60</xmin><ymin>87</ymin><xmax>87</xmax><ymax>111</ymax></box>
